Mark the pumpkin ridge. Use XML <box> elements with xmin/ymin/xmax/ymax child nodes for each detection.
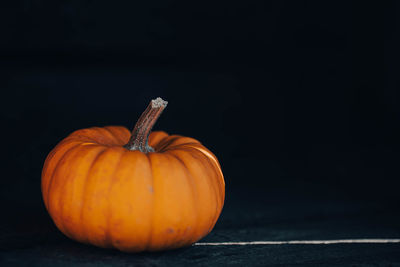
<box><xmin>65</xmin><ymin>135</ymin><xmax>95</xmax><ymax>144</ymax></box>
<box><xmin>42</xmin><ymin>141</ymin><xmax>72</xmax><ymax>207</ymax></box>
<box><xmin>186</xmin><ymin>145</ymin><xmax>224</xmax><ymax>199</ymax></box>
<box><xmin>45</xmin><ymin>142</ymin><xmax>83</xmax><ymax>211</ymax></box>
<box><xmin>117</xmin><ymin>126</ymin><xmax>132</xmax><ymax>143</ymax></box>
<box><xmin>156</xmin><ymin>136</ymin><xmax>183</xmax><ymax>152</ymax></box>
<box><xmin>94</xmin><ymin>127</ymin><xmax>119</xmax><ymax>146</ymax></box>
<box><xmin>103</xmin><ymin>127</ymin><xmax>125</xmax><ymax>145</ymax></box>
<box><xmin>42</xmin><ymin>140</ymin><xmax>84</xmax><ymax>205</ymax></box>
<box><xmin>159</xmin><ymin>153</ymin><xmax>191</xmax><ymax>248</ymax></box>
<box><xmin>195</xmin><ymin>147</ymin><xmax>224</xmax><ymax>208</ymax></box>
<box><xmin>148</xmin><ymin>131</ymin><xmax>169</xmax><ymax>148</ymax></box>
<box><xmin>177</xmin><ymin>147</ymin><xmax>221</xmax><ymax>236</ymax></box>
<box><xmin>194</xmin><ymin>149</ymin><xmax>224</xmax><ymax>233</ymax></box>
<box><xmin>57</xmin><ymin>144</ymin><xmax>101</xmax><ymax>240</ymax></box>
<box><xmin>61</xmin><ymin>145</ymin><xmax>106</xmax><ymax>243</ymax></box>
<box><xmin>144</xmin><ymin>153</ymin><xmax>155</xmax><ymax>251</ymax></box>
<box><xmin>160</xmin><ymin>142</ymin><xmax>201</xmax><ymax>152</ymax></box>
<box><xmin>41</xmin><ymin>149</ymin><xmax>57</xmax><ymax>207</ymax></box>
<box><xmin>166</xmin><ymin>151</ymin><xmax>199</xmax><ymax>245</ymax></box>
<box><xmin>47</xmin><ymin>143</ymin><xmax>86</xmax><ymax>235</ymax></box>
<box><xmin>189</xmin><ymin>145</ymin><xmax>225</xmax><ymax>199</ymax></box>
<box><xmin>104</xmin><ymin>149</ymin><xmax>126</xmax><ymax>247</ymax></box>
<box><xmin>79</xmin><ymin>147</ymin><xmax>109</xmax><ymax>244</ymax></box>
<box><xmin>150</xmin><ymin>134</ymin><xmax>171</xmax><ymax>151</ymax></box>
<box><xmin>106</xmin><ymin>126</ymin><xmax>131</xmax><ymax>144</ymax></box>
<box><xmin>180</xmin><ymin>144</ymin><xmax>225</xmax><ymax>188</ymax></box>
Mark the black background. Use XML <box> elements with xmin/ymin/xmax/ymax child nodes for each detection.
<box><xmin>1</xmin><ymin>1</ymin><xmax>400</xmax><ymax>265</ymax></box>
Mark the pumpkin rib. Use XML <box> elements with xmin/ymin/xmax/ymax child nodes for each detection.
<box><xmin>79</xmin><ymin>147</ymin><xmax>109</xmax><ymax>244</ymax></box>
<box><xmin>166</xmin><ymin>150</ymin><xmax>200</xmax><ymax>245</ymax></box>
<box><xmin>45</xmin><ymin>142</ymin><xmax>84</xmax><ymax>211</ymax></box>
<box><xmin>194</xmin><ymin>149</ymin><xmax>222</xmax><ymax>236</ymax></box>
<box><xmin>146</xmin><ymin>152</ymin><xmax>187</xmax><ymax>250</ymax></box>
<box><xmin>181</xmin><ymin>144</ymin><xmax>225</xmax><ymax>200</ymax></box>
<box><xmin>104</xmin><ymin>127</ymin><xmax>130</xmax><ymax>146</ymax></box>
<box><xmin>68</xmin><ymin>129</ymin><xmax>101</xmax><ymax>143</ymax></box>
<box><xmin>47</xmin><ymin>143</ymin><xmax>87</xmax><ymax>236</ymax></box>
<box><xmin>107</xmin><ymin>150</ymin><xmax>152</xmax><ymax>251</ymax></box>
<box><xmin>178</xmin><ymin>147</ymin><xmax>221</xmax><ymax>236</ymax></box>
<box><xmin>41</xmin><ymin>149</ymin><xmax>57</xmax><ymax>208</ymax></box>
<box><xmin>42</xmin><ymin>143</ymin><xmax>66</xmax><ymax>208</ymax></box>
<box><xmin>103</xmin><ymin>127</ymin><xmax>125</xmax><ymax>145</ymax></box>
<box><xmin>182</xmin><ymin>145</ymin><xmax>224</xmax><ymax>179</ymax></box>
<box><xmin>154</xmin><ymin>135</ymin><xmax>182</xmax><ymax>152</ymax></box>
<box><xmin>60</xmin><ymin>144</ymin><xmax>107</xmax><ymax>243</ymax></box>
<box><xmin>148</xmin><ymin>131</ymin><xmax>169</xmax><ymax>148</ymax></box>
<box><xmin>94</xmin><ymin>127</ymin><xmax>120</xmax><ymax>146</ymax></box>
<box><xmin>104</xmin><ymin>149</ymin><xmax>126</xmax><ymax>247</ymax></box>
<box><xmin>179</xmin><ymin>146</ymin><xmax>223</xmax><ymax>199</ymax></box>
<box><xmin>117</xmin><ymin>126</ymin><xmax>133</xmax><ymax>142</ymax></box>
<box><xmin>193</xmin><ymin>148</ymin><xmax>224</xmax><ymax>233</ymax></box>
<box><xmin>171</xmin><ymin>147</ymin><xmax>220</xmax><ymax>238</ymax></box>
<box><xmin>159</xmin><ymin>153</ymin><xmax>197</xmax><ymax>249</ymax></box>
<box><xmin>161</xmin><ymin>142</ymin><xmax>202</xmax><ymax>152</ymax></box>
<box><xmin>144</xmin><ymin>153</ymin><xmax>155</xmax><ymax>251</ymax></box>
<box><xmin>57</xmin><ymin>144</ymin><xmax>97</xmax><ymax>240</ymax></box>
<box><xmin>158</xmin><ymin>135</ymin><xmax>201</xmax><ymax>152</ymax></box>
<box><xmin>153</xmin><ymin>153</ymin><xmax>178</xmax><ymax>249</ymax></box>
<box><xmin>171</xmin><ymin>137</ymin><xmax>201</xmax><ymax>146</ymax></box>
<box><xmin>151</xmin><ymin>134</ymin><xmax>171</xmax><ymax>151</ymax></box>
<box><xmin>104</xmin><ymin>126</ymin><xmax>130</xmax><ymax>144</ymax></box>
<box><xmin>42</xmin><ymin>140</ymin><xmax>83</xmax><ymax>207</ymax></box>
<box><xmin>64</xmin><ymin>136</ymin><xmax>95</xmax><ymax>144</ymax></box>
<box><xmin>73</xmin><ymin>127</ymin><xmax>116</xmax><ymax>146</ymax></box>
<box><xmin>82</xmin><ymin>147</ymin><xmax>125</xmax><ymax>247</ymax></box>
<box><xmin>197</xmin><ymin>146</ymin><xmax>224</xmax><ymax>201</ymax></box>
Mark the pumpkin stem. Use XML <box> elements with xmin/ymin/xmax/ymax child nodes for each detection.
<box><xmin>124</xmin><ymin>97</ymin><xmax>168</xmax><ymax>153</ymax></box>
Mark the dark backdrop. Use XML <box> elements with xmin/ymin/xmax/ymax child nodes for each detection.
<box><xmin>1</xmin><ymin>0</ymin><xmax>400</xmax><ymax>264</ymax></box>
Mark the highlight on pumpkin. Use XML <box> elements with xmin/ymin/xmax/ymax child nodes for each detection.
<box><xmin>41</xmin><ymin>97</ymin><xmax>225</xmax><ymax>252</ymax></box>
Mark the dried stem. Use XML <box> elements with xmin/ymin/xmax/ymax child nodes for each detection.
<box><xmin>124</xmin><ymin>97</ymin><xmax>168</xmax><ymax>152</ymax></box>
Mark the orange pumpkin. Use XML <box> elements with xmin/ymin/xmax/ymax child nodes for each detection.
<box><xmin>41</xmin><ymin>98</ymin><xmax>225</xmax><ymax>252</ymax></box>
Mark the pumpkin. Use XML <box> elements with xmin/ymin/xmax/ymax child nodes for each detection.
<box><xmin>41</xmin><ymin>98</ymin><xmax>225</xmax><ymax>252</ymax></box>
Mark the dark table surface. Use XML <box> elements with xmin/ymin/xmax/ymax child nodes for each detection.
<box><xmin>1</xmin><ymin>179</ymin><xmax>399</xmax><ymax>266</ymax></box>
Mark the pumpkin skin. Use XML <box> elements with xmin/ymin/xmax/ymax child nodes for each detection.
<box><xmin>41</xmin><ymin>126</ymin><xmax>225</xmax><ymax>252</ymax></box>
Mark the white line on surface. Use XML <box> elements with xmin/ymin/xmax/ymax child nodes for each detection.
<box><xmin>194</xmin><ymin>239</ymin><xmax>400</xmax><ymax>246</ymax></box>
